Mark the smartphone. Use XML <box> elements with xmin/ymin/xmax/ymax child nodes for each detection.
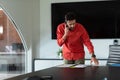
<box><xmin>65</xmin><ymin>22</ymin><xmax>72</xmax><ymax>31</ymax></box>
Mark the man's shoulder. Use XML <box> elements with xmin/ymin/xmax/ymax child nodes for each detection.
<box><xmin>57</xmin><ymin>23</ymin><xmax>65</xmax><ymax>29</ymax></box>
<box><xmin>58</xmin><ymin>23</ymin><xmax>65</xmax><ymax>26</ymax></box>
<box><xmin>57</xmin><ymin>23</ymin><xmax>65</xmax><ymax>31</ymax></box>
<box><xmin>76</xmin><ymin>23</ymin><xmax>84</xmax><ymax>29</ymax></box>
<box><xmin>76</xmin><ymin>23</ymin><xmax>84</xmax><ymax>26</ymax></box>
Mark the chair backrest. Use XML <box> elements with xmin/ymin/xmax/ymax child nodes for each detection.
<box><xmin>107</xmin><ymin>45</ymin><xmax>120</xmax><ymax>65</ymax></box>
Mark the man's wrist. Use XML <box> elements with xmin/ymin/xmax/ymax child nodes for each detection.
<box><xmin>91</xmin><ymin>54</ymin><xmax>96</xmax><ymax>58</ymax></box>
<box><xmin>62</xmin><ymin>34</ymin><xmax>67</xmax><ymax>41</ymax></box>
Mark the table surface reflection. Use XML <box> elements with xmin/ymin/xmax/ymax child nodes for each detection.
<box><xmin>6</xmin><ymin>66</ymin><xmax>120</xmax><ymax>80</ymax></box>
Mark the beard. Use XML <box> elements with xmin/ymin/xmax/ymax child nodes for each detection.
<box><xmin>69</xmin><ymin>27</ymin><xmax>74</xmax><ymax>31</ymax></box>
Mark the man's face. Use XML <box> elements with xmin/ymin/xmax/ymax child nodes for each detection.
<box><xmin>66</xmin><ymin>19</ymin><xmax>76</xmax><ymax>30</ymax></box>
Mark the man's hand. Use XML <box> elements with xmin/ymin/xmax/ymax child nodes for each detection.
<box><xmin>64</xmin><ymin>24</ymin><xmax>69</xmax><ymax>35</ymax></box>
<box><xmin>90</xmin><ymin>57</ymin><xmax>99</xmax><ymax>65</ymax></box>
<box><xmin>62</xmin><ymin>25</ymin><xmax>69</xmax><ymax>41</ymax></box>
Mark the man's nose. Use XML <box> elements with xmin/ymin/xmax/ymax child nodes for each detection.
<box><xmin>71</xmin><ymin>25</ymin><xmax>74</xmax><ymax>27</ymax></box>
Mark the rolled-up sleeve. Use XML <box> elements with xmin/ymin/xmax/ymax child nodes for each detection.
<box><xmin>56</xmin><ymin>24</ymin><xmax>65</xmax><ymax>46</ymax></box>
<box><xmin>81</xmin><ymin>26</ymin><xmax>94</xmax><ymax>54</ymax></box>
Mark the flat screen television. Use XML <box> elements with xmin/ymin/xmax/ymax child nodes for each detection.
<box><xmin>51</xmin><ymin>1</ymin><xmax>120</xmax><ymax>39</ymax></box>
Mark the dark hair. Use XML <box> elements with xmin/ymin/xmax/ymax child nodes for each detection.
<box><xmin>65</xmin><ymin>12</ymin><xmax>76</xmax><ymax>21</ymax></box>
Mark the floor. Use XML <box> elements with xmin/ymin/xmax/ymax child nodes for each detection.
<box><xmin>0</xmin><ymin>73</ymin><xmax>20</xmax><ymax>80</ymax></box>
<box><xmin>0</xmin><ymin>71</ymin><xmax>24</xmax><ymax>80</ymax></box>
<box><xmin>0</xmin><ymin>63</ymin><xmax>25</xmax><ymax>79</ymax></box>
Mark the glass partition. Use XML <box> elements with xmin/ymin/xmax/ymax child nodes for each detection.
<box><xmin>0</xmin><ymin>7</ymin><xmax>26</xmax><ymax>75</ymax></box>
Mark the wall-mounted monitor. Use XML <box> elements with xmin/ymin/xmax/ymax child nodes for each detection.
<box><xmin>51</xmin><ymin>1</ymin><xmax>120</xmax><ymax>39</ymax></box>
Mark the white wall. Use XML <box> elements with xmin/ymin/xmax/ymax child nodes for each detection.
<box><xmin>40</xmin><ymin>0</ymin><xmax>120</xmax><ymax>59</ymax></box>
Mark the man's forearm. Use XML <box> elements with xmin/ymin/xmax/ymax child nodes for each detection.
<box><xmin>62</xmin><ymin>34</ymin><xmax>67</xmax><ymax>41</ymax></box>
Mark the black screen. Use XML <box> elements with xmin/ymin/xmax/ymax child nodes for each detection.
<box><xmin>51</xmin><ymin>1</ymin><xmax>120</xmax><ymax>39</ymax></box>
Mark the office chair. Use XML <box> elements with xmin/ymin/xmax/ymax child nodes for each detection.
<box><xmin>107</xmin><ymin>45</ymin><xmax>120</xmax><ymax>66</ymax></box>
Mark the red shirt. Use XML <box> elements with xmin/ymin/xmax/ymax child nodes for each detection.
<box><xmin>56</xmin><ymin>23</ymin><xmax>94</xmax><ymax>60</ymax></box>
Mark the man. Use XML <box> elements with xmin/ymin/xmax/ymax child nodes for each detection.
<box><xmin>56</xmin><ymin>12</ymin><xmax>99</xmax><ymax>65</ymax></box>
